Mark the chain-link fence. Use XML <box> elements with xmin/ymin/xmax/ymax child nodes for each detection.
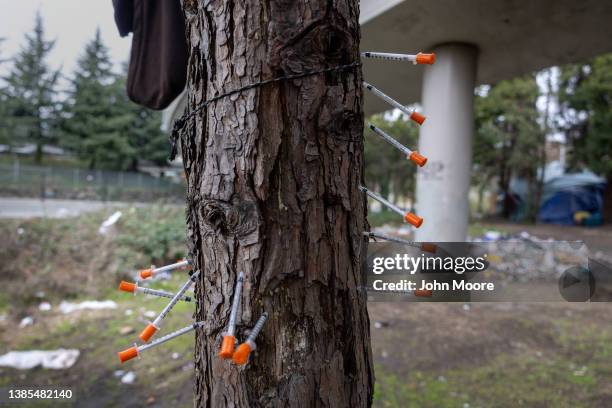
<box><xmin>0</xmin><ymin>161</ymin><xmax>185</xmax><ymax>202</ymax></box>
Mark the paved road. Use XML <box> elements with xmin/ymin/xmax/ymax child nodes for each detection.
<box><xmin>0</xmin><ymin>197</ymin><xmax>172</xmax><ymax>219</ymax></box>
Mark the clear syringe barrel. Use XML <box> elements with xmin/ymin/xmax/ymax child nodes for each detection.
<box><xmin>362</xmin><ymin>52</ymin><xmax>417</xmax><ymax>62</ymax></box>
<box><xmin>361</xmin><ymin>51</ymin><xmax>435</xmax><ymax>65</ymax></box>
<box><xmin>368</xmin><ymin>124</ymin><xmax>412</xmax><ymax>156</ymax></box>
<box><xmin>226</xmin><ymin>272</ymin><xmax>244</xmax><ymax>336</ymax></box>
<box><xmin>153</xmin><ymin>259</ymin><xmax>190</xmax><ymax>274</ymax></box>
<box><xmin>152</xmin><ymin>270</ymin><xmax>200</xmax><ymax>327</ymax></box>
<box><xmin>138</xmin><ymin>322</ymin><xmax>203</xmax><ymax>353</ymax></box>
<box><xmin>363</xmin><ymin>81</ymin><xmax>412</xmax><ymax>117</ymax></box>
<box><xmin>359</xmin><ymin>186</ymin><xmax>405</xmax><ymax>217</ymax></box>
<box><xmin>246</xmin><ymin>312</ymin><xmax>268</xmax><ymax>343</ymax></box>
<box><xmin>139</xmin><ymin>286</ymin><xmax>192</xmax><ymax>302</ymax></box>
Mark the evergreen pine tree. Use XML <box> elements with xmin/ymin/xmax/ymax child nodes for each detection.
<box><xmin>4</xmin><ymin>13</ymin><xmax>59</xmax><ymax>163</ymax></box>
<box><xmin>0</xmin><ymin>38</ymin><xmax>10</xmax><ymax>146</ymax></box>
<box><xmin>61</xmin><ymin>28</ymin><xmax>136</xmax><ymax>169</ymax></box>
<box><xmin>62</xmin><ymin>32</ymin><xmax>169</xmax><ymax>170</ymax></box>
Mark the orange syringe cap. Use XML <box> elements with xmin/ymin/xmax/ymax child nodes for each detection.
<box><xmin>118</xmin><ymin>346</ymin><xmax>139</xmax><ymax>363</ymax></box>
<box><xmin>219</xmin><ymin>335</ymin><xmax>236</xmax><ymax>359</ymax></box>
<box><xmin>420</xmin><ymin>242</ymin><xmax>437</xmax><ymax>254</ymax></box>
<box><xmin>409</xmin><ymin>152</ymin><xmax>428</xmax><ymax>167</ymax></box>
<box><xmin>118</xmin><ymin>281</ymin><xmax>136</xmax><ymax>293</ymax></box>
<box><xmin>414</xmin><ymin>289</ymin><xmax>433</xmax><ymax>298</ymax></box>
<box><xmin>416</xmin><ymin>52</ymin><xmax>436</xmax><ymax>65</ymax></box>
<box><xmin>404</xmin><ymin>212</ymin><xmax>423</xmax><ymax>228</ymax></box>
<box><xmin>232</xmin><ymin>341</ymin><xmax>253</xmax><ymax>365</ymax></box>
<box><xmin>410</xmin><ymin>111</ymin><xmax>426</xmax><ymax>125</ymax></box>
<box><xmin>139</xmin><ymin>268</ymin><xmax>153</xmax><ymax>279</ymax></box>
<box><xmin>139</xmin><ymin>323</ymin><xmax>158</xmax><ymax>342</ymax></box>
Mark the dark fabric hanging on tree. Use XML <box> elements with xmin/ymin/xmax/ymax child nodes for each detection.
<box><xmin>112</xmin><ymin>0</ymin><xmax>188</xmax><ymax>110</ymax></box>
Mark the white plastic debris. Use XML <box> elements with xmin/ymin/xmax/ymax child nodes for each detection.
<box><xmin>99</xmin><ymin>211</ymin><xmax>122</xmax><ymax>235</ymax></box>
<box><xmin>483</xmin><ymin>230</ymin><xmax>502</xmax><ymax>241</ymax></box>
<box><xmin>121</xmin><ymin>371</ymin><xmax>136</xmax><ymax>384</ymax></box>
<box><xmin>58</xmin><ymin>300</ymin><xmax>117</xmax><ymax>314</ymax></box>
<box><xmin>143</xmin><ymin>310</ymin><xmax>157</xmax><ymax>319</ymax></box>
<box><xmin>19</xmin><ymin>316</ymin><xmax>34</xmax><ymax>328</ymax></box>
<box><xmin>0</xmin><ymin>349</ymin><xmax>80</xmax><ymax>370</ymax></box>
<box><xmin>39</xmin><ymin>302</ymin><xmax>52</xmax><ymax>311</ymax></box>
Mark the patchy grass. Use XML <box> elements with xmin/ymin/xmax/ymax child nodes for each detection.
<box><xmin>0</xmin><ymin>205</ymin><xmax>186</xmax><ymax>314</ymax></box>
<box><xmin>468</xmin><ymin>222</ymin><xmax>508</xmax><ymax>238</ymax></box>
<box><xmin>0</xmin><ymin>273</ymin><xmax>196</xmax><ymax>408</ymax></box>
<box><xmin>372</xmin><ymin>305</ymin><xmax>612</xmax><ymax>408</ymax></box>
<box><xmin>368</xmin><ymin>210</ymin><xmax>404</xmax><ymax>228</ymax></box>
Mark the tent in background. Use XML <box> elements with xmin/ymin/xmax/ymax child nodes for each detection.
<box><xmin>538</xmin><ymin>171</ymin><xmax>606</xmax><ymax>225</ymax></box>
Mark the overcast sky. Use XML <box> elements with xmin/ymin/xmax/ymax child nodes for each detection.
<box><xmin>0</xmin><ymin>0</ymin><xmax>131</xmax><ymax>78</ymax></box>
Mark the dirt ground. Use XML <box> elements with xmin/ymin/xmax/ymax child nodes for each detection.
<box><xmin>0</xmin><ymin>215</ymin><xmax>611</xmax><ymax>407</ymax></box>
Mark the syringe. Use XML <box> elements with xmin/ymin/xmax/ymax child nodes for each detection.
<box><xmin>139</xmin><ymin>270</ymin><xmax>201</xmax><ymax>342</ymax></box>
<box><xmin>363</xmin><ymin>81</ymin><xmax>425</xmax><ymax>125</ymax></box>
<box><xmin>361</xmin><ymin>51</ymin><xmax>436</xmax><ymax>65</ymax></box>
<box><xmin>118</xmin><ymin>281</ymin><xmax>193</xmax><ymax>302</ymax></box>
<box><xmin>219</xmin><ymin>272</ymin><xmax>245</xmax><ymax>359</ymax></box>
<box><xmin>368</xmin><ymin>124</ymin><xmax>427</xmax><ymax>167</ymax></box>
<box><xmin>359</xmin><ymin>185</ymin><xmax>423</xmax><ymax>228</ymax></box>
<box><xmin>139</xmin><ymin>259</ymin><xmax>191</xmax><ymax>280</ymax></box>
<box><xmin>232</xmin><ymin>312</ymin><xmax>268</xmax><ymax>365</ymax></box>
<box><xmin>118</xmin><ymin>321</ymin><xmax>206</xmax><ymax>363</ymax></box>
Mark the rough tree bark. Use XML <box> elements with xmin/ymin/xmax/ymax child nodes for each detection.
<box><xmin>179</xmin><ymin>0</ymin><xmax>373</xmax><ymax>406</ymax></box>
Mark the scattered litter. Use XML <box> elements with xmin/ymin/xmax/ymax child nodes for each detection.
<box><xmin>119</xmin><ymin>326</ymin><xmax>135</xmax><ymax>335</ymax></box>
<box><xmin>374</xmin><ymin>321</ymin><xmax>390</xmax><ymax>329</ymax></box>
<box><xmin>121</xmin><ymin>371</ymin><xmax>136</xmax><ymax>384</ymax></box>
<box><xmin>19</xmin><ymin>316</ymin><xmax>34</xmax><ymax>328</ymax></box>
<box><xmin>143</xmin><ymin>310</ymin><xmax>156</xmax><ymax>318</ymax></box>
<box><xmin>462</xmin><ymin>304</ymin><xmax>471</xmax><ymax>311</ymax></box>
<box><xmin>17</xmin><ymin>227</ymin><xmax>25</xmax><ymax>235</ymax></box>
<box><xmin>573</xmin><ymin>366</ymin><xmax>588</xmax><ymax>376</ymax></box>
<box><xmin>58</xmin><ymin>300</ymin><xmax>117</xmax><ymax>314</ymax></box>
<box><xmin>39</xmin><ymin>302</ymin><xmax>51</xmax><ymax>311</ymax></box>
<box><xmin>35</xmin><ymin>291</ymin><xmax>46</xmax><ymax>298</ymax></box>
<box><xmin>381</xmin><ymin>350</ymin><xmax>389</xmax><ymax>358</ymax></box>
<box><xmin>0</xmin><ymin>349</ymin><xmax>79</xmax><ymax>370</ymax></box>
<box><xmin>99</xmin><ymin>211</ymin><xmax>122</xmax><ymax>235</ymax></box>
<box><xmin>438</xmin><ymin>376</ymin><xmax>447</xmax><ymax>382</ymax></box>
<box><xmin>171</xmin><ymin>352</ymin><xmax>180</xmax><ymax>360</ymax></box>
<box><xmin>124</xmin><ymin>309</ymin><xmax>133</xmax><ymax>316</ymax></box>
<box><xmin>114</xmin><ymin>370</ymin><xmax>124</xmax><ymax>377</ymax></box>
<box><xmin>0</xmin><ymin>314</ymin><xmax>6</xmax><ymax>322</ymax></box>
<box><xmin>483</xmin><ymin>230</ymin><xmax>502</xmax><ymax>241</ymax></box>
<box><xmin>146</xmin><ymin>396</ymin><xmax>156</xmax><ymax>405</ymax></box>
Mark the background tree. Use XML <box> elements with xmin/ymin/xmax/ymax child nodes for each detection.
<box><xmin>179</xmin><ymin>0</ymin><xmax>373</xmax><ymax>406</ymax></box>
<box><xmin>61</xmin><ymin>28</ymin><xmax>133</xmax><ymax>169</ymax></box>
<box><xmin>0</xmin><ymin>38</ymin><xmax>10</xmax><ymax>146</ymax></box>
<box><xmin>558</xmin><ymin>53</ymin><xmax>612</xmax><ymax>219</ymax></box>
<box><xmin>473</xmin><ymin>75</ymin><xmax>542</xmax><ymax>220</ymax></box>
<box><xmin>111</xmin><ymin>70</ymin><xmax>168</xmax><ymax>171</ymax></box>
<box><xmin>3</xmin><ymin>13</ymin><xmax>59</xmax><ymax>163</ymax></box>
<box><xmin>61</xmin><ymin>31</ymin><xmax>167</xmax><ymax>170</ymax></box>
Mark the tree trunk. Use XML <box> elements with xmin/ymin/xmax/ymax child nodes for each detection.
<box><xmin>180</xmin><ymin>1</ymin><xmax>373</xmax><ymax>406</ymax></box>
